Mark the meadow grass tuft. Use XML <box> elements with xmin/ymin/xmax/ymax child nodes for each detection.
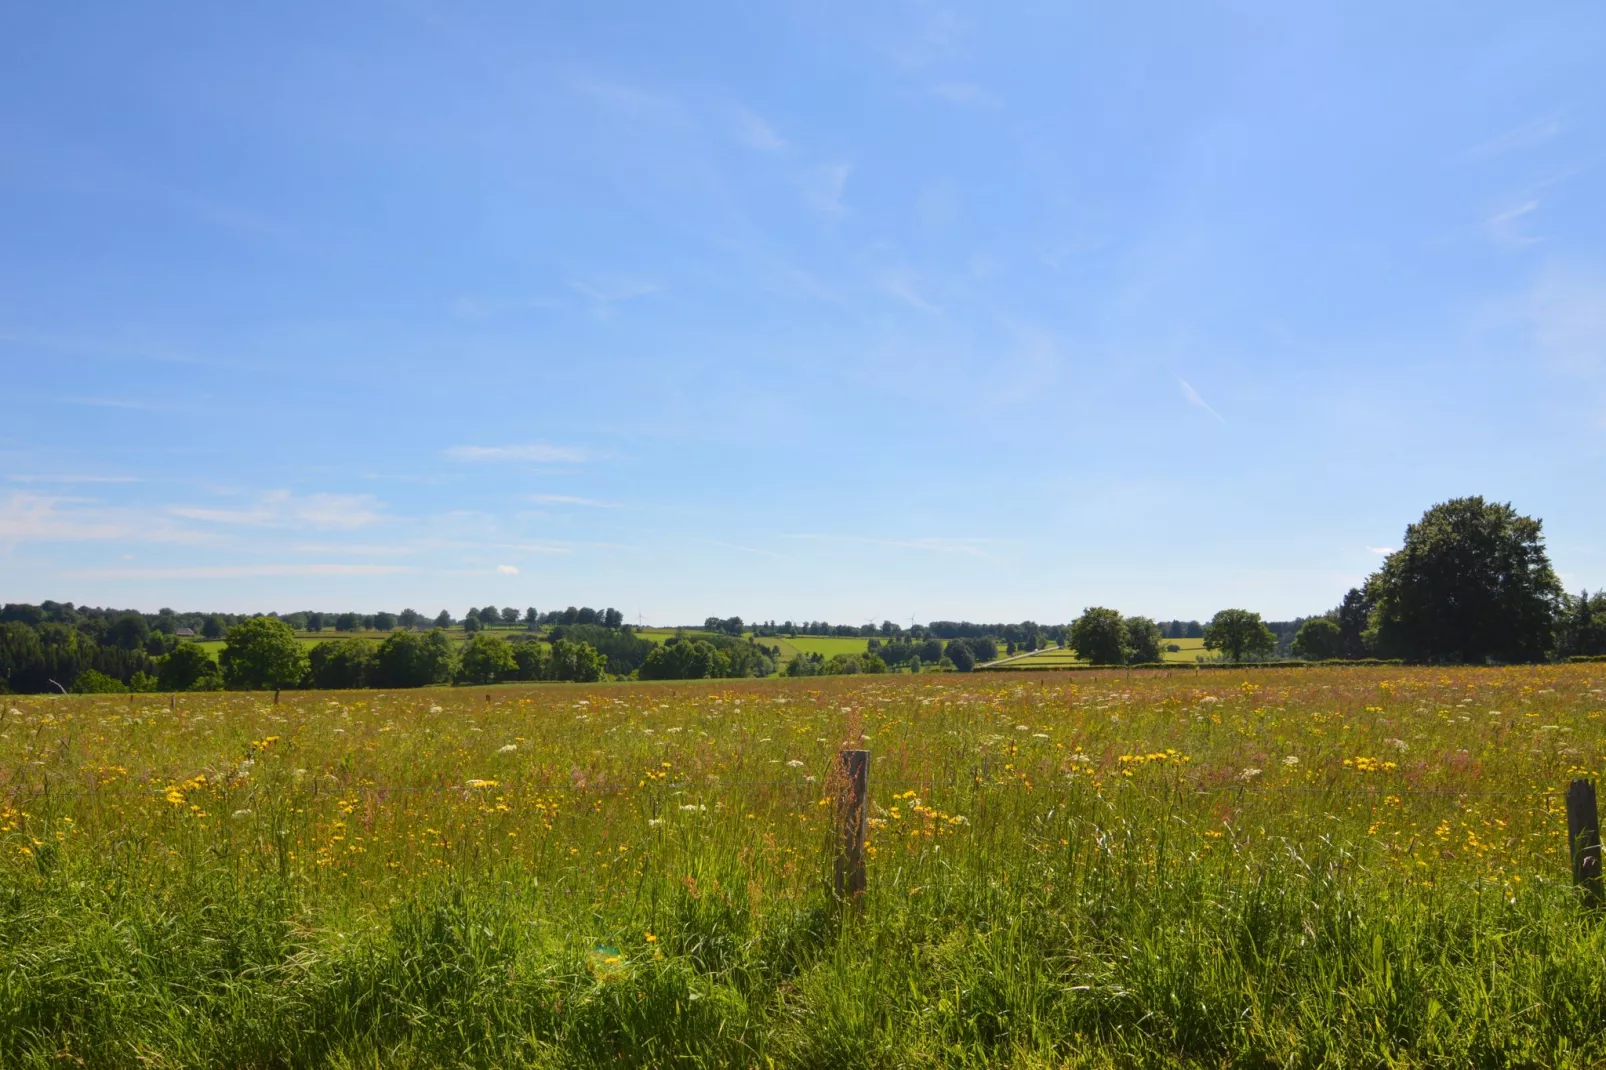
<box><xmin>4</xmin><ymin>667</ymin><xmax>1606</xmax><ymax>1066</ymax></box>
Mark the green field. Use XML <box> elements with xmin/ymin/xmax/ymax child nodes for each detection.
<box><xmin>989</xmin><ymin>635</ymin><xmax>1220</xmax><ymax>669</ymax></box>
<box><xmin>5</xmin><ymin>665</ymin><xmax>1606</xmax><ymax>1064</ymax></box>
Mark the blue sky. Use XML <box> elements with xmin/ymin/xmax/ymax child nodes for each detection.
<box><xmin>2</xmin><ymin>2</ymin><xmax>1604</xmax><ymax>624</ymax></box>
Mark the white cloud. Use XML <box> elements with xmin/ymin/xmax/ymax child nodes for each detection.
<box><xmin>1485</xmin><ymin>200</ymin><xmax>1541</xmax><ymax>248</ymax></box>
<box><xmin>0</xmin><ymin>492</ymin><xmax>207</xmax><ymax>547</ymax></box>
<box><xmin>1465</xmin><ymin>118</ymin><xmax>1561</xmax><ymax>159</ymax></box>
<box><xmin>570</xmin><ymin>280</ymin><xmax>662</xmax><ymax>320</ymax></box>
<box><xmin>528</xmin><ymin>494</ymin><xmax>618</xmax><ymax>507</ymax></box>
<box><xmin>878</xmin><ymin>269</ymin><xmax>942</xmax><ymax>313</ymax></box>
<box><xmin>445</xmin><ymin>444</ymin><xmax>592</xmax><ymax>463</ymax></box>
<box><xmin>730</xmin><ymin>106</ymin><xmax>787</xmax><ymax>151</ymax></box>
<box><xmin>928</xmin><ymin>82</ymin><xmax>1000</xmax><ymax>108</ymax></box>
<box><xmin>6</xmin><ymin>473</ymin><xmax>140</xmax><ymax>484</ymax></box>
<box><xmin>65</xmin><ymin>563</ymin><xmax>415</xmax><ymax>579</ymax></box>
<box><xmin>801</xmin><ymin>162</ymin><xmax>852</xmax><ymax>220</ymax></box>
<box><xmin>497</xmin><ymin>564</ymin><xmax>519</xmax><ymax>574</ymax></box>
<box><xmin>1179</xmin><ymin>378</ymin><xmax>1226</xmax><ymax>424</ymax></box>
<box><xmin>169</xmin><ymin>491</ymin><xmax>387</xmax><ymax>530</ymax></box>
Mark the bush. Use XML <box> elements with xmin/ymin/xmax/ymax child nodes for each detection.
<box><xmin>71</xmin><ymin>669</ymin><xmax>126</xmax><ymax>694</ymax></box>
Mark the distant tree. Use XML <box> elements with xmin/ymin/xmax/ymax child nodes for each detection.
<box><xmin>72</xmin><ymin>669</ymin><xmax>126</xmax><ymax>694</ymax></box>
<box><xmin>398</xmin><ymin>608</ymin><xmax>421</xmax><ymax>630</ymax></box>
<box><xmin>918</xmin><ymin>638</ymin><xmax>945</xmax><ymax>664</ymax></box>
<box><xmin>464</xmin><ymin>608</ymin><xmax>480</xmax><ymax>625</ymax></box>
<box><xmin>374</xmin><ymin>629</ymin><xmax>456</xmax><ymax>688</ymax></box>
<box><xmin>480</xmin><ymin>606</ymin><xmax>501</xmax><ymax>627</ymax></box>
<box><xmin>434</xmin><ymin>610</ymin><xmax>452</xmax><ymax>629</ymax></box>
<box><xmin>105</xmin><ymin>612</ymin><xmax>149</xmax><ymax>651</ymax></box>
<box><xmin>561</xmin><ymin>607</ymin><xmax>579</xmax><ymax>625</ymax></box>
<box><xmin>523</xmin><ymin>607</ymin><xmax>538</xmax><ymax>628</ymax></box>
<box><xmin>603</xmin><ymin>607</ymin><xmax>624</xmax><ymax>629</ymax></box>
<box><xmin>1368</xmin><ymin>498</ymin><xmax>1562</xmax><ymax>664</ymax></box>
<box><xmin>1203</xmin><ymin>609</ymin><xmax>1277</xmax><ymax>662</ymax></box>
<box><xmin>548</xmin><ymin>638</ymin><xmax>607</xmax><ymax>682</ymax></box>
<box><xmin>1124</xmin><ymin>616</ymin><xmax>1163</xmax><ymax>664</ymax></box>
<box><xmin>373</xmin><ymin>611</ymin><xmax>396</xmax><ymax>632</ymax></box>
<box><xmin>459</xmin><ymin>633</ymin><xmax>517</xmax><ymax>685</ymax></box>
<box><xmin>1292</xmin><ymin>618</ymin><xmax>1344</xmax><ymax>660</ymax></box>
<box><xmin>1337</xmin><ymin>587</ymin><xmax>1374</xmax><ymax>659</ymax></box>
<box><xmin>1184</xmin><ymin>621</ymin><xmax>1204</xmax><ymax>639</ymax></box>
<box><xmin>1070</xmin><ymin>607</ymin><xmax>1130</xmax><ymax>666</ymax></box>
<box><xmin>201</xmin><ymin>615</ymin><xmax>227</xmax><ymax>640</ymax></box>
<box><xmin>1559</xmin><ymin>590</ymin><xmax>1606</xmax><ymax>658</ymax></box>
<box><xmin>640</xmin><ymin>639</ymin><xmax>727</xmax><ymax>680</ymax></box>
<box><xmin>220</xmin><ymin>617</ymin><xmax>309</xmax><ymax>690</ymax></box>
<box><xmin>157</xmin><ymin>644</ymin><xmax>223</xmax><ymax>692</ymax></box>
<box><xmin>944</xmin><ymin>639</ymin><xmax>976</xmax><ymax>672</ymax></box>
<box><xmin>576</xmin><ymin>607</ymin><xmax>599</xmax><ymax>626</ymax></box>
<box><xmin>306</xmin><ymin>612</ymin><xmax>325</xmax><ymax>632</ymax></box>
<box><xmin>499</xmin><ymin>607</ymin><xmax>519</xmax><ymax>625</ymax></box>
<box><xmin>307</xmin><ymin>638</ymin><xmax>377</xmax><ymax>689</ymax></box>
<box><xmin>964</xmin><ymin>636</ymin><xmax>999</xmax><ymax>663</ymax></box>
<box><xmin>463</xmin><ymin>616</ymin><xmax>482</xmax><ymax>635</ymax></box>
<box><xmin>334</xmin><ymin>612</ymin><xmax>361</xmax><ymax>633</ymax></box>
<box><xmin>511</xmin><ymin>640</ymin><xmax>548</xmax><ymax>681</ymax></box>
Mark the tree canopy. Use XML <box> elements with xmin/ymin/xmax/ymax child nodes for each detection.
<box><xmin>1203</xmin><ymin>609</ymin><xmax>1277</xmax><ymax>662</ymax></box>
<box><xmin>1368</xmin><ymin>497</ymin><xmax>1561</xmax><ymax>664</ymax></box>
<box><xmin>1070</xmin><ymin>608</ymin><xmax>1129</xmax><ymax>666</ymax></box>
<box><xmin>219</xmin><ymin>617</ymin><xmax>309</xmax><ymax>690</ymax></box>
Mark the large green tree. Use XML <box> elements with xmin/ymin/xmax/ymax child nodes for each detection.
<box><xmin>1291</xmin><ymin>617</ymin><xmax>1343</xmax><ymax>660</ymax></box>
<box><xmin>220</xmin><ymin>617</ymin><xmax>309</xmax><ymax>690</ymax></box>
<box><xmin>458</xmin><ymin>634</ymin><xmax>516</xmax><ymax>684</ymax></box>
<box><xmin>307</xmin><ymin>638</ymin><xmax>378</xmax><ymax>689</ymax></box>
<box><xmin>1124</xmin><ymin>616</ymin><xmax>1163</xmax><ymax>664</ymax></box>
<box><xmin>157</xmin><ymin>643</ymin><xmax>223</xmax><ymax>691</ymax></box>
<box><xmin>1070</xmin><ymin>607</ymin><xmax>1130</xmax><ymax>665</ymax></box>
<box><xmin>374</xmin><ymin>629</ymin><xmax>456</xmax><ymax>688</ymax></box>
<box><xmin>1368</xmin><ymin>497</ymin><xmax>1561</xmax><ymax>663</ymax></box>
<box><xmin>1203</xmin><ymin>609</ymin><xmax>1277</xmax><ymax>662</ymax></box>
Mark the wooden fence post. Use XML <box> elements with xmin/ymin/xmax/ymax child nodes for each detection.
<box><xmin>1566</xmin><ymin>778</ymin><xmax>1602</xmax><ymax>906</ymax></box>
<box><xmin>835</xmin><ymin>749</ymin><xmax>869</xmax><ymax>903</ymax></box>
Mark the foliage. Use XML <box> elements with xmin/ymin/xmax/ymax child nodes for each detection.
<box><xmin>1368</xmin><ymin>497</ymin><xmax>1562</xmax><ymax>663</ymax></box>
<box><xmin>157</xmin><ymin>644</ymin><xmax>223</xmax><ymax>692</ymax></box>
<box><xmin>640</xmin><ymin>639</ymin><xmax>727</xmax><ymax>680</ymax></box>
<box><xmin>1558</xmin><ymin>590</ymin><xmax>1606</xmax><ymax>659</ymax></box>
<box><xmin>1292</xmin><ymin>617</ymin><xmax>1344</xmax><ymax>660</ymax></box>
<box><xmin>1070</xmin><ymin>607</ymin><xmax>1130</xmax><ymax>666</ymax></box>
<box><xmin>1203</xmin><ymin>609</ymin><xmax>1278</xmax><ymax>662</ymax></box>
<box><xmin>219</xmin><ymin>617</ymin><xmax>310</xmax><ymax>691</ymax></box>
<box><xmin>458</xmin><ymin>634</ymin><xmax>517</xmax><ymax>685</ymax></box>
<box><xmin>547</xmin><ymin>639</ymin><xmax>608</xmax><ymax>683</ymax></box>
<box><xmin>1124</xmin><ymin>616</ymin><xmax>1162</xmax><ymax>664</ymax></box>
<box><xmin>375</xmin><ymin>629</ymin><xmax>457</xmax><ymax>688</ymax></box>
<box><xmin>943</xmin><ymin>639</ymin><xmax>976</xmax><ymax>672</ymax></box>
<box><xmin>307</xmin><ymin>638</ymin><xmax>378</xmax><ymax>690</ymax></box>
<box><xmin>70</xmin><ymin>668</ymin><xmax>126</xmax><ymax>693</ymax></box>
<box><xmin>548</xmin><ymin>624</ymin><xmax>655</xmax><ymax>675</ymax></box>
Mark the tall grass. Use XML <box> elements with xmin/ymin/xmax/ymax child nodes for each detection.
<box><xmin>3</xmin><ymin>667</ymin><xmax>1606</xmax><ymax>1066</ymax></box>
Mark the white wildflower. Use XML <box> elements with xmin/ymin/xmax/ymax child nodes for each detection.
<box><xmin>787</xmin><ymin>759</ymin><xmax>804</xmax><ymax>768</ymax></box>
<box><xmin>1239</xmin><ymin>768</ymin><xmax>1263</xmax><ymax>782</ymax></box>
<box><xmin>1282</xmin><ymin>755</ymin><xmax>1299</xmax><ymax>767</ymax></box>
<box><xmin>498</xmin><ymin>743</ymin><xmax>517</xmax><ymax>754</ymax></box>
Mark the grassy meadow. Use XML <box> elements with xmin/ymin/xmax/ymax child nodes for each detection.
<box><xmin>5</xmin><ymin>666</ymin><xmax>1606</xmax><ymax>1066</ymax></box>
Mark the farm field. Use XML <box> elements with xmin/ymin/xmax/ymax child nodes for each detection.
<box><xmin>4</xmin><ymin>666</ymin><xmax>1606</xmax><ymax>1065</ymax></box>
<box><xmin>766</xmin><ymin>633</ymin><xmax>873</xmax><ymax>660</ymax></box>
<box><xmin>992</xmin><ymin>636</ymin><xmax>1218</xmax><ymax>669</ymax></box>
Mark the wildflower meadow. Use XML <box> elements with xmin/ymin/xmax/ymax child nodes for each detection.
<box><xmin>5</xmin><ymin>665</ymin><xmax>1606</xmax><ymax>1066</ymax></box>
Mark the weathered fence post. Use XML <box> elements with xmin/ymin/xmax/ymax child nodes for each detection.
<box><xmin>835</xmin><ymin>749</ymin><xmax>869</xmax><ymax>904</ymax></box>
<box><xmin>1566</xmin><ymin>779</ymin><xmax>1602</xmax><ymax>906</ymax></box>
<box><xmin>273</xmin><ymin>688</ymin><xmax>281</xmax><ymax>705</ymax></box>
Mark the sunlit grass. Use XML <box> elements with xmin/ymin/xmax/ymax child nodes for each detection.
<box><xmin>4</xmin><ymin>666</ymin><xmax>1606</xmax><ymax>1066</ymax></box>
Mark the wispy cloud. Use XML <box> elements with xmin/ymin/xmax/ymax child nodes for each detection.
<box><xmin>1179</xmin><ymin>378</ymin><xmax>1226</xmax><ymax>424</ymax></box>
<box><xmin>784</xmin><ymin>533</ymin><xmax>997</xmax><ymax>557</ymax></box>
<box><xmin>65</xmin><ymin>563</ymin><xmax>415</xmax><ymax>580</ymax></box>
<box><xmin>1465</xmin><ymin>118</ymin><xmax>1561</xmax><ymax>160</ymax></box>
<box><xmin>700</xmin><ymin>538</ymin><xmax>784</xmax><ymax>558</ymax></box>
<box><xmin>730</xmin><ymin>105</ymin><xmax>787</xmax><ymax>151</ymax></box>
<box><xmin>928</xmin><ymin>81</ymin><xmax>1000</xmax><ymax>108</ymax></box>
<box><xmin>571</xmin><ymin>280</ymin><xmax>661</xmax><ymax>320</ymax></box>
<box><xmin>56</xmin><ymin>395</ymin><xmax>171</xmax><ymax>411</ymax></box>
<box><xmin>7</xmin><ymin>473</ymin><xmax>141</xmax><ymax>485</ymax></box>
<box><xmin>445</xmin><ymin>444</ymin><xmax>592</xmax><ymax>463</ymax></box>
<box><xmin>170</xmin><ymin>491</ymin><xmax>388</xmax><ymax>530</ymax></box>
<box><xmin>0</xmin><ymin>492</ymin><xmax>208</xmax><ymax>547</ymax></box>
<box><xmin>801</xmin><ymin>162</ymin><xmax>852</xmax><ymax>220</ymax></box>
<box><xmin>569</xmin><ymin>76</ymin><xmax>684</xmax><ymax>125</ymax></box>
<box><xmin>878</xmin><ymin>269</ymin><xmax>942</xmax><ymax>313</ymax></box>
<box><xmin>1485</xmin><ymin>200</ymin><xmax>1542</xmax><ymax>248</ymax></box>
<box><xmin>528</xmin><ymin>494</ymin><xmax>618</xmax><ymax>508</ymax></box>
<box><xmin>496</xmin><ymin>564</ymin><xmax>520</xmax><ymax>574</ymax></box>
